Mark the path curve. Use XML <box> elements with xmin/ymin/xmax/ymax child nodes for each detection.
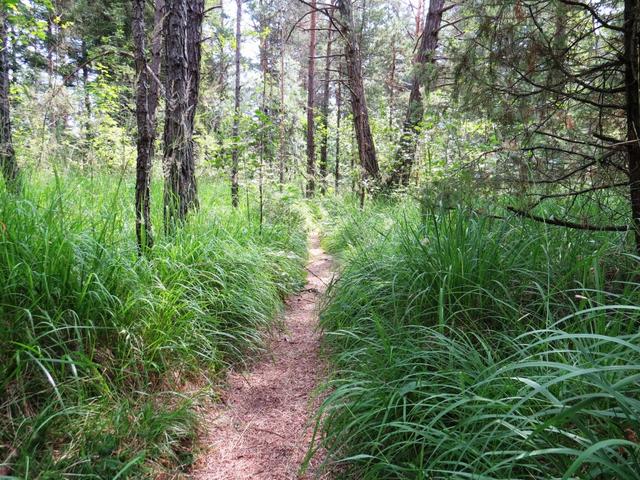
<box><xmin>191</xmin><ymin>232</ymin><xmax>332</xmax><ymax>479</ymax></box>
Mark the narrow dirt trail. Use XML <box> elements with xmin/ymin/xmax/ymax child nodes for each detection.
<box><xmin>190</xmin><ymin>232</ymin><xmax>333</xmax><ymax>480</ymax></box>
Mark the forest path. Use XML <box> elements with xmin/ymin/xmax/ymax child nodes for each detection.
<box><xmin>190</xmin><ymin>232</ymin><xmax>333</xmax><ymax>479</ymax></box>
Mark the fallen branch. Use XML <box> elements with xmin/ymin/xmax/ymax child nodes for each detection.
<box><xmin>505</xmin><ymin>206</ymin><xmax>629</xmax><ymax>232</ymax></box>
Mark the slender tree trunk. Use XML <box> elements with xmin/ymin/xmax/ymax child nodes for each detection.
<box><xmin>386</xmin><ymin>0</ymin><xmax>444</xmax><ymax>188</ymax></box>
<box><xmin>0</xmin><ymin>10</ymin><xmax>19</xmax><ymax>193</ymax></box>
<box><xmin>624</xmin><ymin>0</ymin><xmax>640</xmax><ymax>254</ymax></box>
<box><xmin>335</xmin><ymin>65</ymin><xmax>341</xmax><ymax>193</ymax></box>
<box><xmin>132</xmin><ymin>0</ymin><xmax>153</xmax><ymax>251</ymax></box>
<box><xmin>258</xmin><ymin>0</ymin><xmax>267</xmax><ymax>227</ymax></box>
<box><xmin>318</xmin><ymin>27</ymin><xmax>333</xmax><ymax>195</ymax></box>
<box><xmin>46</xmin><ymin>10</ymin><xmax>62</xmax><ymax>149</ymax></box>
<box><xmin>279</xmin><ymin>23</ymin><xmax>286</xmax><ymax>191</ymax></box>
<box><xmin>388</xmin><ymin>35</ymin><xmax>396</xmax><ymax>130</ymax></box>
<box><xmin>337</xmin><ymin>0</ymin><xmax>379</xmax><ymax>187</ymax></box>
<box><xmin>151</xmin><ymin>0</ymin><xmax>164</xmax><ymax>84</ymax></box>
<box><xmin>259</xmin><ymin>74</ymin><xmax>265</xmax><ymax>227</ymax></box>
<box><xmin>163</xmin><ymin>0</ymin><xmax>190</xmax><ymax>231</ymax></box>
<box><xmin>184</xmin><ymin>0</ymin><xmax>203</xmax><ymax>211</ymax></box>
<box><xmin>81</xmin><ymin>41</ymin><xmax>93</xmax><ymax>166</ymax></box>
<box><xmin>350</xmin><ymin>125</ymin><xmax>356</xmax><ymax>193</ymax></box>
<box><xmin>415</xmin><ymin>0</ymin><xmax>425</xmax><ymax>37</ymax></box>
<box><xmin>231</xmin><ymin>0</ymin><xmax>242</xmax><ymax>208</ymax></box>
<box><xmin>133</xmin><ymin>0</ymin><xmax>163</xmax><ymax>252</ymax></box>
<box><xmin>47</xmin><ymin>15</ymin><xmax>54</xmax><ymax>85</ymax></box>
<box><xmin>212</xmin><ymin>0</ymin><xmax>228</xmax><ymax>167</ymax></box>
<box><xmin>305</xmin><ymin>0</ymin><xmax>317</xmax><ymax>198</ymax></box>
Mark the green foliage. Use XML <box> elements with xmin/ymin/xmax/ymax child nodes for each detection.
<box><xmin>312</xmin><ymin>197</ymin><xmax>640</xmax><ymax>479</ymax></box>
<box><xmin>0</xmin><ymin>175</ymin><xmax>306</xmax><ymax>478</ymax></box>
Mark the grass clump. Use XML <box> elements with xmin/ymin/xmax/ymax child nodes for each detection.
<box><xmin>313</xmin><ymin>196</ymin><xmax>640</xmax><ymax>479</ymax></box>
<box><xmin>0</xmin><ymin>175</ymin><xmax>307</xmax><ymax>478</ymax></box>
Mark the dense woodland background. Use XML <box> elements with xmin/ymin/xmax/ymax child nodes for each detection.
<box><xmin>2</xmin><ymin>0</ymin><xmax>640</xmax><ymax>478</ymax></box>
<box><xmin>2</xmin><ymin>0</ymin><xmax>640</xmax><ymax>237</ymax></box>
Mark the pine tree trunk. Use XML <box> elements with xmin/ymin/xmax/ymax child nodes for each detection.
<box><xmin>81</xmin><ymin>41</ymin><xmax>93</xmax><ymax>165</ymax></box>
<box><xmin>0</xmin><ymin>10</ymin><xmax>19</xmax><ymax>193</ymax></box>
<box><xmin>388</xmin><ymin>35</ymin><xmax>396</xmax><ymax>130</ymax></box>
<box><xmin>184</xmin><ymin>0</ymin><xmax>203</xmax><ymax>211</ymax></box>
<box><xmin>258</xmin><ymin>0</ymin><xmax>267</xmax><ymax>227</ymax></box>
<box><xmin>279</xmin><ymin>24</ymin><xmax>286</xmax><ymax>191</ymax></box>
<box><xmin>213</xmin><ymin>0</ymin><xmax>228</xmax><ymax>171</ymax></box>
<box><xmin>350</xmin><ymin>125</ymin><xmax>356</xmax><ymax>193</ymax></box>
<box><xmin>163</xmin><ymin>0</ymin><xmax>190</xmax><ymax>231</ymax></box>
<box><xmin>335</xmin><ymin>65</ymin><xmax>341</xmax><ymax>193</ymax></box>
<box><xmin>133</xmin><ymin>0</ymin><xmax>163</xmax><ymax>252</ymax></box>
<box><xmin>624</xmin><ymin>0</ymin><xmax>640</xmax><ymax>254</ymax></box>
<box><xmin>318</xmin><ymin>27</ymin><xmax>333</xmax><ymax>195</ymax></box>
<box><xmin>47</xmin><ymin>15</ymin><xmax>54</xmax><ymax>85</ymax></box>
<box><xmin>151</xmin><ymin>0</ymin><xmax>164</xmax><ymax>87</ymax></box>
<box><xmin>163</xmin><ymin>0</ymin><xmax>201</xmax><ymax>230</ymax></box>
<box><xmin>337</xmin><ymin>0</ymin><xmax>379</xmax><ymax>187</ymax></box>
<box><xmin>386</xmin><ymin>0</ymin><xmax>444</xmax><ymax>189</ymax></box>
<box><xmin>305</xmin><ymin>0</ymin><xmax>317</xmax><ymax>198</ymax></box>
<box><xmin>231</xmin><ymin>0</ymin><xmax>242</xmax><ymax>208</ymax></box>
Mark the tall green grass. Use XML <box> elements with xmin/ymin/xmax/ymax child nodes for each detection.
<box><xmin>312</xmin><ymin>197</ymin><xmax>640</xmax><ymax>479</ymax></box>
<box><xmin>0</xmin><ymin>175</ymin><xmax>307</xmax><ymax>478</ymax></box>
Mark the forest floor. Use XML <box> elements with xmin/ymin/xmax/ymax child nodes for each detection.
<box><xmin>190</xmin><ymin>232</ymin><xmax>333</xmax><ymax>479</ymax></box>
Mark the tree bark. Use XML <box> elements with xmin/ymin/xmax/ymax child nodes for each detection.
<box><xmin>133</xmin><ymin>0</ymin><xmax>163</xmax><ymax>252</ymax></box>
<box><xmin>388</xmin><ymin>35</ymin><xmax>396</xmax><ymax>130</ymax></box>
<box><xmin>81</xmin><ymin>40</ymin><xmax>93</xmax><ymax>165</ymax></box>
<box><xmin>624</xmin><ymin>0</ymin><xmax>640</xmax><ymax>254</ymax></box>
<box><xmin>231</xmin><ymin>0</ymin><xmax>242</xmax><ymax>208</ymax></box>
<box><xmin>337</xmin><ymin>0</ymin><xmax>379</xmax><ymax>187</ymax></box>
<box><xmin>0</xmin><ymin>10</ymin><xmax>19</xmax><ymax>193</ymax></box>
<box><xmin>163</xmin><ymin>0</ymin><xmax>190</xmax><ymax>231</ymax></box>
<box><xmin>279</xmin><ymin>22</ymin><xmax>286</xmax><ymax>191</ymax></box>
<box><xmin>212</xmin><ymin>0</ymin><xmax>229</xmax><ymax>170</ymax></box>
<box><xmin>184</xmin><ymin>0</ymin><xmax>203</xmax><ymax>211</ymax></box>
<box><xmin>47</xmin><ymin>14</ymin><xmax>54</xmax><ymax>85</ymax></box>
<box><xmin>163</xmin><ymin>0</ymin><xmax>201</xmax><ymax>231</ymax></box>
<box><xmin>305</xmin><ymin>0</ymin><xmax>317</xmax><ymax>198</ymax></box>
<box><xmin>335</xmin><ymin>63</ymin><xmax>342</xmax><ymax>193</ymax></box>
<box><xmin>350</xmin><ymin>122</ymin><xmax>356</xmax><ymax>193</ymax></box>
<box><xmin>318</xmin><ymin>26</ymin><xmax>333</xmax><ymax>195</ymax></box>
<box><xmin>151</xmin><ymin>0</ymin><xmax>164</xmax><ymax>91</ymax></box>
<box><xmin>258</xmin><ymin>0</ymin><xmax>267</xmax><ymax>227</ymax></box>
<box><xmin>386</xmin><ymin>0</ymin><xmax>444</xmax><ymax>188</ymax></box>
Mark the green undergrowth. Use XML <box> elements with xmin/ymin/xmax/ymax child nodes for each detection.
<box><xmin>0</xmin><ymin>174</ymin><xmax>307</xmax><ymax>478</ymax></box>
<box><xmin>312</xmin><ymin>195</ymin><xmax>640</xmax><ymax>479</ymax></box>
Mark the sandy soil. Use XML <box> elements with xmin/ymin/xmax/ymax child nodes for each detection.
<box><xmin>189</xmin><ymin>232</ymin><xmax>333</xmax><ymax>480</ymax></box>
